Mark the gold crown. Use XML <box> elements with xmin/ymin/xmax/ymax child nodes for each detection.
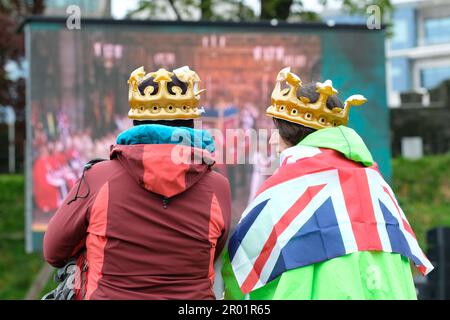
<box><xmin>128</xmin><ymin>66</ymin><xmax>206</xmax><ymax>121</ymax></box>
<box><xmin>266</xmin><ymin>67</ymin><xmax>367</xmax><ymax>129</ymax></box>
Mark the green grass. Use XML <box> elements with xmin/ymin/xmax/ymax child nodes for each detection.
<box><xmin>39</xmin><ymin>269</ymin><xmax>57</xmax><ymax>299</ymax></box>
<box><xmin>392</xmin><ymin>154</ymin><xmax>450</xmax><ymax>249</ymax></box>
<box><xmin>0</xmin><ymin>175</ymin><xmax>45</xmax><ymax>299</ymax></box>
<box><xmin>0</xmin><ymin>155</ymin><xmax>449</xmax><ymax>299</ymax></box>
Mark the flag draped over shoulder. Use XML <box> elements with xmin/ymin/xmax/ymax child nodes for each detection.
<box><xmin>228</xmin><ymin>144</ymin><xmax>433</xmax><ymax>294</ymax></box>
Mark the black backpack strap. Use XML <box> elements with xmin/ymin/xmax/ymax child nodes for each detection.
<box><xmin>83</xmin><ymin>158</ymin><xmax>108</xmax><ymax>170</ymax></box>
<box><xmin>67</xmin><ymin>158</ymin><xmax>108</xmax><ymax>205</ymax></box>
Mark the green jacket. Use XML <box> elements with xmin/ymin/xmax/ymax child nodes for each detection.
<box><xmin>222</xmin><ymin>126</ymin><xmax>417</xmax><ymax>300</ymax></box>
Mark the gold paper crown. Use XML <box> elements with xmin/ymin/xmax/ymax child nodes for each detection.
<box><xmin>128</xmin><ymin>66</ymin><xmax>206</xmax><ymax>120</ymax></box>
<box><xmin>266</xmin><ymin>67</ymin><xmax>367</xmax><ymax>129</ymax></box>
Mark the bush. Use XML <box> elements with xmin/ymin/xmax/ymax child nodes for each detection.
<box><xmin>392</xmin><ymin>154</ymin><xmax>450</xmax><ymax>249</ymax></box>
<box><xmin>0</xmin><ymin>175</ymin><xmax>44</xmax><ymax>299</ymax></box>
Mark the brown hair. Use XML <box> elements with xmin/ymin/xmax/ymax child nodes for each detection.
<box><xmin>273</xmin><ymin>82</ymin><xmax>343</xmax><ymax>146</ymax></box>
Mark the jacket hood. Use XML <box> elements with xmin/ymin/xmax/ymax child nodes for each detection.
<box><xmin>110</xmin><ymin>124</ymin><xmax>215</xmax><ymax>198</ymax></box>
<box><xmin>298</xmin><ymin>125</ymin><xmax>374</xmax><ymax>166</ymax></box>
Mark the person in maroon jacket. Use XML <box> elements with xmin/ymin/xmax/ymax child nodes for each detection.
<box><xmin>43</xmin><ymin>66</ymin><xmax>232</xmax><ymax>300</ymax></box>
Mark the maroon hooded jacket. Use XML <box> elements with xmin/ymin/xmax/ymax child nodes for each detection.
<box><xmin>43</xmin><ymin>143</ymin><xmax>231</xmax><ymax>299</ymax></box>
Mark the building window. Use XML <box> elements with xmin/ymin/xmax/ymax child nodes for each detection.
<box><xmin>424</xmin><ymin>16</ymin><xmax>450</xmax><ymax>44</ymax></box>
<box><xmin>392</xmin><ymin>20</ymin><xmax>409</xmax><ymax>47</ymax></box>
<box><xmin>46</xmin><ymin>0</ymin><xmax>68</xmax><ymax>8</ymax></box>
<box><xmin>420</xmin><ymin>66</ymin><xmax>450</xmax><ymax>89</ymax></box>
<box><xmin>46</xmin><ymin>0</ymin><xmax>100</xmax><ymax>12</ymax></box>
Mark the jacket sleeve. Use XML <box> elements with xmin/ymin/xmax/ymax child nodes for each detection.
<box><xmin>212</xmin><ymin>173</ymin><xmax>232</xmax><ymax>262</ymax></box>
<box><xmin>43</xmin><ymin>172</ymin><xmax>96</xmax><ymax>268</ymax></box>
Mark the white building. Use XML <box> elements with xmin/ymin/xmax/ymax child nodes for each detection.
<box><xmin>44</xmin><ymin>0</ymin><xmax>112</xmax><ymax>17</ymax></box>
<box><xmin>387</xmin><ymin>0</ymin><xmax>450</xmax><ymax>107</ymax></box>
<box><xmin>311</xmin><ymin>0</ymin><xmax>450</xmax><ymax>108</ymax></box>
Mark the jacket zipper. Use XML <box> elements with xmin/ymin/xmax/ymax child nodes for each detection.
<box><xmin>162</xmin><ymin>197</ymin><xmax>169</xmax><ymax>209</ymax></box>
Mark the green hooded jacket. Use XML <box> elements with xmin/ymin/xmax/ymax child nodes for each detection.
<box><xmin>221</xmin><ymin>126</ymin><xmax>417</xmax><ymax>300</ymax></box>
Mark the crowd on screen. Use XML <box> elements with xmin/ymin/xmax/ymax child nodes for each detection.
<box><xmin>32</xmin><ymin>111</ymin><xmax>128</xmax><ymax>213</ymax></box>
<box><xmin>31</xmin><ymin>106</ymin><xmax>273</xmax><ymax>214</ymax></box>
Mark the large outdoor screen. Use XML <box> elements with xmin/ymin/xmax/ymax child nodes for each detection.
<box><xmin>24</xmin><ymin>19</ymin><xmax>389</xmax><ymax>251</ymax></box>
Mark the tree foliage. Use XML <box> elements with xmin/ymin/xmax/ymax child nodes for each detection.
<box><xmin>128</xmin><ymin>0</ymin><xmax>393</xmax><ymax>24</ymax></box>
<box><xmin>0</xmin><ymin>0</ymin><xmax>44</xmax><ymax>116</ymax></box>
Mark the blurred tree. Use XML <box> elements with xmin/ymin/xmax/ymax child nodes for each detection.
<box><xmin>0</xmin><ymin>0</ymin><xmax>44</xmax><ymax>117</ymax></box>
<box><xmin>261</xmin><ymin>0</ymin><xmax>293</xmax><ymax>20</ymax></box>
<box><xmin>201</xmin><ymin>0</ymin><xmax>213</xmax><ymax>20</ymax></box>
<box><xmin>129</xmin><ymin>0</ymin><xmax>392</xmax><ymax>24</ymax></box>
<box><xmin>0</xmin><ymin>0</ymin><xmax>44</xmax><ymax>172</ymax></box>
<box><xmin>129</xmin><ymin>0</ymin><xmax>256</xmax><ymax>21</ymax></box>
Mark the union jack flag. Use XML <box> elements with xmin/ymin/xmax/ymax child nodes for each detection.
<box><xmin>229</xmin><ymin>145</ymin><xmax>433</xmax><ymax>294</ymax></box>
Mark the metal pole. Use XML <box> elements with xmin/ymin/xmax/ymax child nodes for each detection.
<box><xmin>438</xmin><ymin>227</ymin><xmax>445</xmax><ymax>299</ymax></box>
<box><xmin>25</xmin><ymin>24</ymin><xmax>33</xmax><ymax>253</ymax></box>
<box><xmin>1</xmin><ymin>106</ymin><xmax>16</xmax><ymax>173</ymax></box>
<box><xmin>8</xmin><ymin>119</ymin><xmax>15</xmax><ymax>173</ymax></box>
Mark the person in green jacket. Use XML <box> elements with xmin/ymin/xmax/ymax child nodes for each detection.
<box><xmin>222</xmin><ymin>67</ymin><xmax>433</xmax><ymax>300</ymax></box>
